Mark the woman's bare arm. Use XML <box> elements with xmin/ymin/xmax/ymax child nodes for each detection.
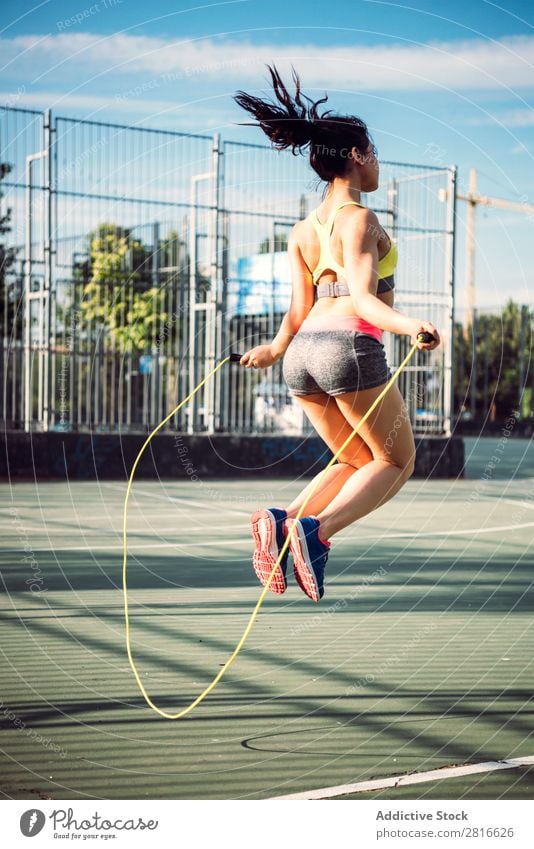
<box><xmin>341</xmin><ymin>209</ymin><xmax>440</xmax><ymax>348</ymax></box>
<box><xmin>240</xmin><ymin>224</ymin><xmax>315</xmax><ymax>368</ymax></box>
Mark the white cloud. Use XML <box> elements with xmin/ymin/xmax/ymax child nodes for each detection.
<box><xmin>0</xmin><ymin>31</ymin><xmax>533</xmax><ymax>94</ymax></box>
<box><xmin>0</xmin><ymin>88</ymin><xmax>236</xmax><ymax>133</ymax></box>
<box><xmin>467</xmin><ymin>108</ymin><xmax>534</xmax><ymax>127</ymax></box>
<box><xmin>0</xmin><ymin>88</ymin><xmax>188</xmax><ymax>119</ymax></box>
<box><xmin>510</xmin><ymin>142</ymin><xmax>531</xmax><ymax>154</ymax></box>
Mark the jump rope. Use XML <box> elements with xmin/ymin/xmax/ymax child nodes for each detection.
<box><xmin>123</xmin><ymin>331</ymin><xmax>435</xmax><ymax>719</ymax></box>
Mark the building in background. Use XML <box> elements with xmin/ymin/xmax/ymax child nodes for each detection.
<box><xmin>229</xmin><ymin>252</ymin><xmax>291</xmax><ymax>317</ymax></box>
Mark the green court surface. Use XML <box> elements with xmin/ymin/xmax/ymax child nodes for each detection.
<box><xmin>1</xmin><ymin>437</ymin><xmax>533</xmax><ymax>800</ymax></box>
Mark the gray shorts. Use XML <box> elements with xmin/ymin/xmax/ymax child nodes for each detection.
<box><xmin>282</xmin><ymin>330</ymin><xmax>392</xmax><ymax>397</ymax></box>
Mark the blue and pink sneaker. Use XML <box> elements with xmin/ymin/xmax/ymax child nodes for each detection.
<box><xmin>250</xmin><ymin>508</ymin><xmax>289</xmax><ymax>594</ymax></box>
<box><xmin>287</xmin><ymin>517</ymin><xmax>330</xmax><ymax>602</ymax></box>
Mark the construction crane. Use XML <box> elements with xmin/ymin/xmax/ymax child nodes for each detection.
<box><xmin>455</xmin><ymin>168</ymin><xmax>534</xmax><ymax>332</ymax></box>
<box><xmin>443</xmin><ymin>168</ymin><xmax>534</xmax><ymax>420</ymax></box>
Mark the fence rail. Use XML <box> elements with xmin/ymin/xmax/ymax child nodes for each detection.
<box><xmin>0</xmin><ymin>107</ymin><xmax>456</xmax><ymax>436</ymax></box>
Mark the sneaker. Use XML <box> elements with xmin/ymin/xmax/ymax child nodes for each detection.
<box><xmin>288</xmin><ymin>517</ymin><xmax>330</xmax><ymax>602</ymax></box>
<box><xmin>250</xmin><ymin>508</ymin><xmax>289</xmax><ymax>594</ymax></box>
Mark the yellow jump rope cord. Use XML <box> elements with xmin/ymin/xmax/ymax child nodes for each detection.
<box><xmin>123</xmin><ymin>341</ymin><xmax>420</xmax><ymax>719</ymax></box>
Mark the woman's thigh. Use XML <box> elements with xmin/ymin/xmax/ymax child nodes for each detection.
<box><xmin>334</xmin><ymin>382</ymin><xmax>416</xmax><ymax>473</ymax></box>
<box><xmin>293</xmin><ymin>392</ymin><xmax>373</xmax><ymax>468</ymax></box>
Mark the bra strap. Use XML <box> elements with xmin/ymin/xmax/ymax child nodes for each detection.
<box><xmin>325</xmin><ymin>201</ymin><xmax>366</xmax><ymax>235</ymax></box>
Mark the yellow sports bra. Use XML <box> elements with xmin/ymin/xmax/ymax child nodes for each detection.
<box><xmin>308</xmin><ymin>201</ymin><xmax>398</xmax><ymax>295</ymax></box>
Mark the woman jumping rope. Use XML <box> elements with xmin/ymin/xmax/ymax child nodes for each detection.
<box><xmin>234</xmin><ymin>65</ymin><xmax>441</xmax><ymax>603</ymax></box>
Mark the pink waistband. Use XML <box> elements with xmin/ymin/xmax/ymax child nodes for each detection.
<box><xmin>299</xmin><ymin>315</ymin><xmax>383</xmax><ymax>341</ymax></box>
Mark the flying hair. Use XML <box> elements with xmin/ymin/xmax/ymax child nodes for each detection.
<box><xmin>233</xmin><ymin>63</ymin><xmax>373</xmax><ymax>183</ymax></box>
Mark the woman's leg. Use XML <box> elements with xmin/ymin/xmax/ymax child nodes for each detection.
<box><xmin>284</xmin><ymin>392</ymin><xmax>374</xmax><ymax>518</ymax></box>
<box><xmin>316</xmin><ymin>383</ymin><xmax>416</xmax><ymax>539</ymax></box>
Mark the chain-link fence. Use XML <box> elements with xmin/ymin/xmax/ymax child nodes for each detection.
<box><xmin>0</xmin><ymin>107</ymin><xmax>456</xmax><ymax>436</ymax></box>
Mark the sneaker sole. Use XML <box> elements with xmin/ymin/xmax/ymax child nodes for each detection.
<box><xmin>250</xmin><ymin>509</ymin><xmax>287</xmax><ymax>594</ymax></box>
<box><xmin>289</xmin><ymin>522</ymin><xmax>322</xmax><ymax>603</ymax></box>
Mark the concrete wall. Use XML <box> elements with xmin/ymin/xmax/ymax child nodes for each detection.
<box><xmin>2</xmin><ymin>432</ymin><xmax>465</xmax><ymax>481</ymax></box>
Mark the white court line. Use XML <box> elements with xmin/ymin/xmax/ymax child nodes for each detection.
<box><xmin>103</xmin><ymin>483</ymin><xmax>252</xmax><ymax>516</ymax></box>
<box><xmin>1</xmin><ymin>521</ymin><xmax>240</xmax><ymax>535</ymax></box>
<box><xmin>342</xmin><ymin>520</ymin><xmax>534</xmax><ymax>540</ymax></box>
<box><xmin>3</xmin><ymin>519</ymin><xmax>534</xmax><ymax>553</ymax></box>
<box><xmin>0</xmin><ymin>539</ymin><xmax>248</xmax><ymax>553</ymax></box>
<box><xmin>494</xmin><ymin>498</ymin><xmax>534</xmax><ymax>512</ymax></box>
<box><xmin>514</xmin><ymin>500</ymin><xmax>534</xmax><ymax>511</ymax></box>
<box><xmin>5</xmin><ymin>483</ymin><xmax>534</xmax><ymax>524</ymax></box>
<box><xmin>269</xmin><ymin>755</ymin><xmax>534</xmax><ymax>800</ymax></box>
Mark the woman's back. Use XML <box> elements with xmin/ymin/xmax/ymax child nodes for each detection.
<box><xmin>296</xmin><ymin>201</ymin><xmax>396</xmax><ymax>318</ymax></box>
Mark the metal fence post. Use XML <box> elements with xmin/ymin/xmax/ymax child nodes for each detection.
<box><xmin>206</xmin><ymin>132</ymin><xmax>221</xmax><ymax>434</ymax></box>
<box><xmin>43</xmin><ymin>109</ymin><xmax>54</xmax><ymax>431</ymax></box>
<box><xmin>23</xmin><ymin>154</ymin><xmax>33</xmax><ymax>432</ymax></box>
<box><xmin>151</xmin><ymin>220</ymin><xmax>160</xmax><ymax>427</ymax></box>
<box><xmin>470</xmin><ymin>307</ymin><xmax>477</xmax><ymax>421</ymax></box>
<box><xmin>187</xmin><ymin>180</ymin><xmax>198</xmax><ymax>434</ymax></box>
<box><xmin>518</xmin><ymin>303</ymin><xmax>528</xmax><ymax>419</ymax></box>
<box><xmin>387</xmin><ymin>176</ymin><xmax>398</xmax><ymax>236</ymax></box>
<box><xmin>213</xmin><ymin>134</ymin><xmax>226</xmax><ymax>433</ymax></box>
<box><xmin>444</xmin><ymin>164</ymin><xmax>457</xmax><ymax>437</ymax></box>
<box><xmin>23</xmin><ymin>149</ymin><xmax>47</xmax><ymax>431</ymax></box>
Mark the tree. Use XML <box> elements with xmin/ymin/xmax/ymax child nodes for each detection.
<box><xmin>454</xmin><ymin>299</ymin><xmax>533</xmax><ymax>422</ymax></box>
<box><xmin>0</xmin><ymin>162</ymin><xmax>21</xmax><ymax>340</ymax></box>
<box><xmin>75</xmin><ymin>224</ymin><xmax>168</xmax><ymax>351</ymax></box>
<box><xmin>258</xmin><ymin>232</ymin><xmax>288</xmax><ymax>254</ymax></box>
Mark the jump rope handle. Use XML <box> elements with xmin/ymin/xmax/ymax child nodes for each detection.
<box><xmin>417</xmin><ymin>331</ymin><xmax>436</xmax><ymax>344</ymax></box>
<box><xmin>229</xmin><ymin>352</ymin><xmax>244</xmax><ymax>362</ymax></box>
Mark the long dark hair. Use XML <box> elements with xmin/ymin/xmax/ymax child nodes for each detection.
<box><xmin>233</xmin><ymin>64</ymin><xmax>373</xmax><ymax>184</ymax></box>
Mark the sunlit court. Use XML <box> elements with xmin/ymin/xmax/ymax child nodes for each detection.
<box><xmin>1</xmin><ymin>436</ymin><xmax>533</xmax><ymax>800</ymax></box>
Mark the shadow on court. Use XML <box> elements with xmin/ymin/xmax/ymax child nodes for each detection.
<box><xmin>1</xmin><ymin>438</ymin><xmax>533</xmax><ymax>799</ymax></box>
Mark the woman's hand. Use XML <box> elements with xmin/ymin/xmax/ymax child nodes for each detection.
<box><xmin>240</xmin><ymin>345</ymin><xmax>279</xmax><ymax>370</ymax></box>
<box><xmin>407</xmin><ymin>319</ymin><xmax>441</xmax><ymax>351</ymax></box>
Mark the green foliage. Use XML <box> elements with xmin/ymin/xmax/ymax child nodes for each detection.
<box><xmin>258</xmin><ymin>232</ymin><xmax>288</xmax><ymax>254</ymax></box>
<box><xmin>454</xmin><ymin>299</ymin><xmax>533</xmax><ymax>421</ymax></box>
<box><xmin>79</xmin><ymin>224</ymin><xmax>169</xmax><ymax>352</ymax></box>
<box><xmin>0</xmin><ymin>161</ymin><xmax>21</xmax><ymax>340</ymax></box>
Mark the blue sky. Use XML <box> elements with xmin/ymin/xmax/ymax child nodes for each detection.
<box><xmin>1</xmin><ymin>0</ymin><xmax>533</xmax><ymax>313</ymax></box>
